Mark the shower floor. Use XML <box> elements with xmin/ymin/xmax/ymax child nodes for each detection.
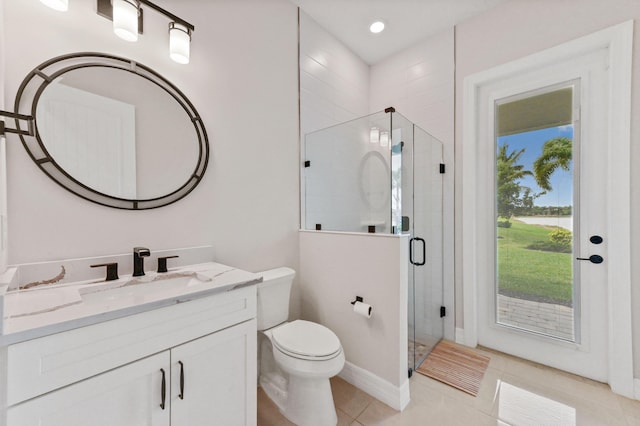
<box><xmin>408</xmin><ymin>336</ymin><xmax>441</xmax><ymax>369</ymax></box>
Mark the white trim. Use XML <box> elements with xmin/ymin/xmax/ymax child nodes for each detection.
<box><xmin>633</xmin><ymin>379</ymin><xmax>640</xmax><ymax>401</ymax></box>
<box><xmin>462</xmin><ymin>21</ymin><xmax>634</xmax><ymax>396</ymax></box>
<box><xmin>605</xmin><ymin>20</ymin><xmax>634</xmax><ymax>398</ymax></box>
<box><xmin>455</xmin><ymin>327</ymin><xmax>465</xmax><ymax>345</ymax></box>
<box><xmin>338</xmin><ymin>361</ymin><xmax>410</xmax><ymax>411</ymax></box>
<box><xmin>462</xmin><ymin>67</ymin><xmax>479</xmax><ymax>347</ymax></box>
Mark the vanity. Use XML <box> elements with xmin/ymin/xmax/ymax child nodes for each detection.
<box><xmin>0</xmin><ymin>260</ymin><xmax>260</xmax><ymax>426</ymax></box>
<box><xmin>0</xmin><ymin>43</ymin><xmax>256</xmax><ymax>424</ymax></box>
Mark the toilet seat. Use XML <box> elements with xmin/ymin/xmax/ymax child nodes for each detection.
<box><xmin>272</xmin><ymin>320</ymin><xmax>342</xmax><ymax>361</ymax></box>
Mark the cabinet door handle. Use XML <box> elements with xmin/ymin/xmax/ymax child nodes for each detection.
<box><xmin>160</xmin><ymin>368</ymin><xmax>166</xmax><ymax>410</ymax></box>
<box><xmin>178</xmin><ymin>361</ymin><xmax>185</xmax><ymax>400</ymax></box>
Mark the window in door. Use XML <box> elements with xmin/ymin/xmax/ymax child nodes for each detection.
<box><xmin>494</xmin><ymin>82</ymin><xmax>578</xmax><ymax>342</ymax></box>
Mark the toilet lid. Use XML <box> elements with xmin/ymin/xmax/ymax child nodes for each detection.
<box><xmin>272</xmin><ymin>320</ymin><xmax>341</xmax><ymax>358</ymax></box>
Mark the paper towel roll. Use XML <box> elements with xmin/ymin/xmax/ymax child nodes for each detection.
<box><xmin>353</xmin><ymin>301</ymin><xmax>372</xmax><ymax>318</ymax></box>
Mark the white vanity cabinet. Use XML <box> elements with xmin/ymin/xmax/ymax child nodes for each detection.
<box><xmin>170</xmin><ymin>320</ymin><xmax>256</xmax><ymax>425</ymax></box>
<box><xmin>7</xmin><ymin>351</ymin><xmax>172</xmax><ymax>426</ymax></box>
<box><xmin>1</xmin><ymin>285</ymin><xmax>257</xmax><ymax>426</ymax></box>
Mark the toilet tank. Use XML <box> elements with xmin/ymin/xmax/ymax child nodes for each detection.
<box><xmin>256</xmin><ymin>267</ymin><xmax>295</xmax><ymax>331</ymax></box>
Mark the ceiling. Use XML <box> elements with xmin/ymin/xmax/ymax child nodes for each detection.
<box><xmin>290</xmin><ymin>0</ymin><xmax>508</xmax><ymax>64</ymax></box>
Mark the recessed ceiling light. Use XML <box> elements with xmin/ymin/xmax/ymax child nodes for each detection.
<box><xmin>369</xmin><ymin>21</ymin><xmax>385</xmax><ymax>34</ymax></box>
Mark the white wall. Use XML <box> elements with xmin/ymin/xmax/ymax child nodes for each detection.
<box><xmin>0</xmin><ymin>0</ymin><xmax>7</xmax><ymax>275</ymax></box>
<box><xmin>3</xmin><ymin>0</ymin><xmax>300</xmax><ymax>315</ymax></box>
<box><xmin>454</xmin><ymin>0</ymin><xmax>640</xmax><ymax>376</ymax></box>
<box><xmin>369</xmin><ymin>29</ymin><xmax>455</xmax><ymax>341</ymax></box>
<box><xmin>299</xmin><ymin>231</ymin><xmax>408</xmax><ymax>400</ymax></box>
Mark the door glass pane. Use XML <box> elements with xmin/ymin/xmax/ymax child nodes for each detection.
<box><xmin>398</xmin><ymin>110</ymin><xmax>444</xmax><ymax>371</ymax></box>
<box><xmin>495</xmin><ymin>83</ymin><xmax>577</xmax><ymax>342</ymax></box>
<box><xmin>413</xmin><ymin>124</ymin><xmax>444</xmax><ymax>363</ymax></box>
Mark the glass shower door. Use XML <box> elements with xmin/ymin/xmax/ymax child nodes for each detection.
<box><xmin>404</xmin><ymin>118</ymin><xmax>444</xmax><ymax>371</ymax></box>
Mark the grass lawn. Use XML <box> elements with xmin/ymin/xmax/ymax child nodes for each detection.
<box><xmin>498</xmin><ymin>220</ymin><xmax>573</xmax><ymax>306</ymax></box>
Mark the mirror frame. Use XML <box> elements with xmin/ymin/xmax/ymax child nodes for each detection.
<box><xmin>13</xmin><ymin>52</ymin><xmax>209</xmax><ymax>210</ymax></box>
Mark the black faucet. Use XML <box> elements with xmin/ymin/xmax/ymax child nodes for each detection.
<box><xmin>133</xmin><ymin>247</ymin><xmax>151</xmax><ymax>277</ymax></box>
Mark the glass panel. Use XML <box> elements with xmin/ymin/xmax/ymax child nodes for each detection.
<box><xmin>395</xmin><ymin>110</ymin><xmax>444</xmax><ymax>371</ymax></box>
<box><xmin>304</xmin><ymin>111</ymin><xmax>394</xmax><ymax>233</ymax></box>
<box><xmin>411</xmin><ymin>123</ymin><xmax>444</xmax><ymax>368</ymax></box>
<box><xmin>495</xmin><ymin>83</ymin><xmax>577</xmax><ymax>342</ymax></box>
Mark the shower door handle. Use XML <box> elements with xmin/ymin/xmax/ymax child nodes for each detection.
<box><xmin>410</xmin><ymin>237</ymin><xmax>426</xmax><ymax>266</ymax></box>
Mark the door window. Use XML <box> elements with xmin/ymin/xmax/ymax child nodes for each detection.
<box><xmin>494</xmin><ymin>82</ymin><xmax>578</xmax><ymax>342</ymax></box>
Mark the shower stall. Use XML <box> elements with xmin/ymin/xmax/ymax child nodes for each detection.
<box><xmin>302</xmin><ymin>108</ymin><xmax>444</xmax><ymax>372</ymax></box>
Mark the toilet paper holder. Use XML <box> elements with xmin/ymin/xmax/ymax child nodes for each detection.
<box><xmin>350</xmin><ymin>296</ymin><xmax>364</xmax><ymax>305</ymax></box>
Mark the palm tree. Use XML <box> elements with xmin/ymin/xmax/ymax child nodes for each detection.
<box><xmin>533</xmin><ymin>137</ymin><xmax>572</xmax><ymax>191</ymax></box>
<box><xmin>497</xmin><ymin>144</ymin><xmax>534</xmax><ymax>220</ymax></box>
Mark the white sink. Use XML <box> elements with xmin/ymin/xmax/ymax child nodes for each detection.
<box><xmin>79</xmin><ymin>273</ymin><xmax>209</xmax><ymax>307</ymax></box>
<box><xmin>4</xmin><ymin>287</ymin><xmax>82</xmax><ymax>318</ymax></box>
<box><xmin>1</xmin><ymin>262</ymin><xmax>261</xmax><ymax>343</ymax></box>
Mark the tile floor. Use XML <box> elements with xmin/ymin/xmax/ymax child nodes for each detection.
<box><xmin>257</xmin><ymin>346</ymin><xmax>640</xmax><ymax>425</ymax></box>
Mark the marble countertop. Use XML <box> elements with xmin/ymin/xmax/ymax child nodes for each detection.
<box><xmin>0</xmin><ymin>262</ymin><xmax>261</xmax><ymax>346</ymax></box>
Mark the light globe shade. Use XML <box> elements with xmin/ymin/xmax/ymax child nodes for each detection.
<box><xmin>369</xmin><ymin>21</ymin><xmax>385</xmax><ymax>34</ymax></box>
<box><xmin>40</xmin><ymin>0</ymin><xmax>68</xmax><ymax>11</ymax></box>
<box><xmin>169</xmin><ymin>22</ymin><xmax>191</xmax><ymax>64</ymax></box>
<box><xmin>113</xmin><ymin>0</ymin><xmax>139</xmax><ymax>42</ymax></box>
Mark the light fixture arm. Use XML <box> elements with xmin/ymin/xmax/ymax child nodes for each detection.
<box><xmin>97</xmin><ymin>0</ymin><xmax>194</xmax><ymax>33</ymax></box>
<box><xmin>138</xmin><ymin>0</ymin><xmax>194</xmax><ymax>32</ymax></box>
<box><xmin>0</xmin><ymin>111</ymin><xmax>34</xmax><ymax>137</ymax></box>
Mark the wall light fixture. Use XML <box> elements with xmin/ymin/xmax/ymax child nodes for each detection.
<box><xmin>169</xmin><ymin>22</ymin><xmax>191</xmax><ymax>64</ymax></box>
<box><xmin>97</xmin><ymin>0</ymin><xmax>195</xmax><ymax>64</ymax></box>
<box><xmin>112</xmin><ymin>0</ymin><xmax>140</xmax><ymax>42</ymax></box>
<box><xmin>41</xmin><ymin>0</ymin><xmax>195</xmax><ymax>64</ymax></box>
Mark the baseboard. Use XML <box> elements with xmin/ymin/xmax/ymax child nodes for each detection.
<box><xmin>338</xmin><ymin>361</ymin><xmax>410</xmax><ymax>411</ymax></box>
<box><xmin>455</xmin><ymin>327</ymin><xmax>465</xmax><ymax>344</ymax></box>
<box><xmin>633</xmin><ymin>378</ymin><xmax>640</xmax><ymax>400</ymax></box>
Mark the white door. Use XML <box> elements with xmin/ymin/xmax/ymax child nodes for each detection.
<box><xmin>479</xmin><ymin>52</ymin><xmax>608</xmax><ymax>380</ymax></box>
<box><xmin>170</xmin><ymin>319</ymin><xmax>257</xmax><ymax>426</ymax></box>
<box><xmin>7</xmin><ymin>352</ymin><xmax>171</xmax><ymax>426</ymax></box>
<box><xmin>463</xmin><ymin>22</ymin><xmax>633</xmax><ymax>388</ymax></box>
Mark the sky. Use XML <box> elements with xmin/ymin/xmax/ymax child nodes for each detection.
<box><xmin>497</xmin><ymin>125</ymin><xmax>574</xmax><ymax>207</ymax></box>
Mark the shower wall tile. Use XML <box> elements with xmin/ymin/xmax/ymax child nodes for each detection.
<box><xmin>299</xmin><ymin>11</ymin><xmax>370</xmax><ymax>136</ymax></box>
<box><xmin>369</xmin><ymin>28</ymin><xmax>454</xmax><ymax>146</ymax></box>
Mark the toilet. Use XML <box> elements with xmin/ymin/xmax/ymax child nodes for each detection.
<box><xmin>257</xmin><ymin>267</ymin><xmax>345</xmax><ymax>426</ymax></box>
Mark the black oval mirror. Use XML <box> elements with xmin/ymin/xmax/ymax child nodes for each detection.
<box><xmin>14</xmin><ymin>52</ymin><xmax>209</xmax><ymax>210</ymax></box>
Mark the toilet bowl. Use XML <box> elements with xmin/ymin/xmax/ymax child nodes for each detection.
<box><xmin>257</xmin><ymin>268</ymin><xmax>345</xmax><ymax>426</ymax></box>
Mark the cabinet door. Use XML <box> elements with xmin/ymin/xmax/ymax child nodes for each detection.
<box><xmin>7</xmin><ymin>352</ymin><xmax>171</xmax><ymax>426</ymax></box>
<box><xmin>171</xmin><ymin>319</ymin><xmax>257</xmax><ymax>426</ymax></box>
